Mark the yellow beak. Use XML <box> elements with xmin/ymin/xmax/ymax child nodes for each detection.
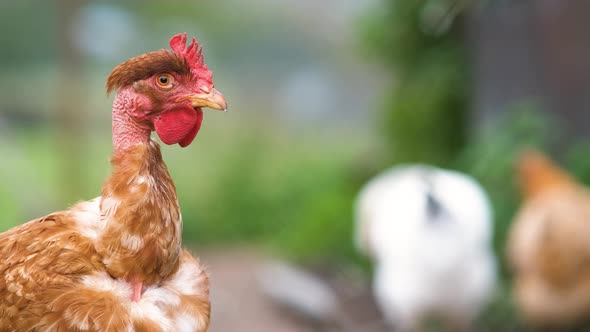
<box><xmin>188</xmin><ymin>88</ymin><xmax>228</xmax><ymax>112</ymax></box>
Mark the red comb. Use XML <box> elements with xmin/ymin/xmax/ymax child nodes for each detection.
<box><xmin>169</xmin><ymin>33</ymin><xmax>213</xmax><ymax>84</ymax></box>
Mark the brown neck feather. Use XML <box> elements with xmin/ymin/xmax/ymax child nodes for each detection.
<box><xmin>97</xmin><ymin>140</ymin><xmax>181</xmax><ymax>285</ymax></box>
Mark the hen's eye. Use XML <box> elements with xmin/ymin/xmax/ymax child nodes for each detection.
<box><xmin>156</xmin><ymin>74</ymin><xmax>174</xmax><ymax>89</ymax></box>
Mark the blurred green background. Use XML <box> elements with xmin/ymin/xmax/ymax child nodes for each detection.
<box><xmin>2</xmin><ymin>0</ymin><xmax>590</xmax><ymax>331</ymax></box>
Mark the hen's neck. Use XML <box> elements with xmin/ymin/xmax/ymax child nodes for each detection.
<box><xmin>98</xmin><ymin>90</ymin><xmax>182</xmax><ymax>285</ymax></box>
<box><xmin>111</xmin><ymin>88</ymin><xmax>151</xmax><ymax>153</ymax></box>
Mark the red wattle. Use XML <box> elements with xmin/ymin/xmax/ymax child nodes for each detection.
<box><xmin>179</xmin><ymin>109</ymin><xmax>203</xmax><ymax>147</ymax></box>
<box><xmin>153</xmin><ymin>108</ymin><xmax>202</xmax><ymax>147</ymax></box>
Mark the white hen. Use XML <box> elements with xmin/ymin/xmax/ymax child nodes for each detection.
<box><xmin>355</xmin><ymin>165</ymin><xmax>497</xmax><ymax>331</ymax></box>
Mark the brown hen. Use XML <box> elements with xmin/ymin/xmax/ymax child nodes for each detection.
<box><xmin>508</xmin><ymin>149</ymin><xmax>590</xmax><ymax>329</ymax></box>
<box><xmin>0</xmin><ymin>33</ymin><xmax>227</xmax><ymax>331</ymax></box>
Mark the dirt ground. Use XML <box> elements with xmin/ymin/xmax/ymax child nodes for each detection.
<box><xmin>199</xmin><ymin>248</ymin><xmax>388</xmax><ymax>332</ymax></box>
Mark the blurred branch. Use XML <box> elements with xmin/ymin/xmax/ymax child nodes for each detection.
<box><xmin>433</xmin><ymin>0</ymin><xmax>468</xmax><ymax>35</ymax></box>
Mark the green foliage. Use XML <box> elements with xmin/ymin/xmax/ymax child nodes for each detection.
<box><xmin>384</xmin><ymin>52</ymin><xmax>468</xmax><ymax>166</ymax></box>
<box><xmin>168</xmin><ymin>128</ymin><xmax>367</xmax><ymax>267</ymax></box>
<box><xmin>455</xmin><ymin>105</ymin><xmax>549</xmax><ymax>275</ymax></box>
<box><xmin>269</xmin><ymin>164</ymin><xmax>359</xmax><ymax>265</ymax></box>
<box><xmin>475</xmin><ymin>283</ymin><xmax>532</xmax><ymax>332</ymax></box>
<box><xmin>362</xmin><ymin>0</ymin><xmax>469</xmax><ymax>167</ymax></box>
<box><xmin>363</xmin><ymin>0</ymin><xmax>463</xmax><ymax>70</ymax></box>
<box><xmin>565</xmin><ymin>142</ymin><xmax>590</xmax><ymax>185</ymax></box>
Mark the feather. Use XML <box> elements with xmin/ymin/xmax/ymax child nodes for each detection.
<box><xmin>509</xmin><ymin>150</ymin><xmax>590</xmax><ymax>328</ymax></box>
<box><xmin>0</xmin><ymin>143</ymin><xmax>210</xmax><ymax>331</ymax></box>
<box><xmin>1</xmin><ymin>33</ymin><xmax>215</xmax><ymax>331</ymax></box>
<box><xmin>355</xmin><ymin>165</ymin><xmax>496</xmax><ymax>330</ymax></box>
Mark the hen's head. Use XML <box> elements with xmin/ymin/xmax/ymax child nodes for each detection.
<box><xmin>516</xmin><ymin>149</ymin><xmax>574</xmax><ymax>198</ymax></box>
<box><xmin>107</xmin><ymin>33</ymin><xmax>227</xmax><ymax>147</ymax></box>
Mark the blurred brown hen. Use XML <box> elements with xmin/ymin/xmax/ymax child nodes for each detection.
<box><xmin>508</xmin><ymin>149</ymin><xmax>590</xmax><ymax>328</ymax></box>
<box><xmin>0</xmin><ymin>33</ymin><xmax>227</xmax><ymax>331</ymax></box>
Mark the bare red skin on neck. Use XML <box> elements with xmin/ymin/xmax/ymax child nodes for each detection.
<box><xmin>130</xmin><ymin>275</ymin><xmax>143</xmax><ymax>302</ymax></box>
<box><xmin>111</xmin><ymin>86</ymin><xmax>203</xmax><ymax>152</ymax></box>
<box><xmin>111</xmin><ymin>87</ymin><xmax>152</xmax><ymax>153</ymax></box>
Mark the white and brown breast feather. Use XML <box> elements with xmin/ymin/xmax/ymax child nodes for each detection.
<box><xmin>0</xmin><ymin>141</ymin><xmax>209</xmax><ymax>332</ymax></box>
